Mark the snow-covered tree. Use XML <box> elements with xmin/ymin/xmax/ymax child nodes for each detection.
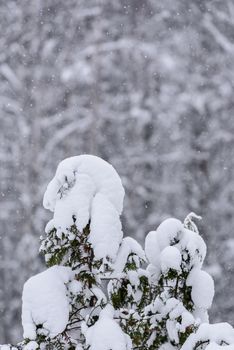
<box><xmin>1</xmin><ymin>155</ymin><xmax>234</xmax><ymax>350</ymax></box>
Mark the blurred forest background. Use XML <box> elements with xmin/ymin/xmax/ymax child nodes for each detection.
<box><xmin>1</xmin><ymin>0</ymin><xmax>234</xmax><ymax>343</ymax></box>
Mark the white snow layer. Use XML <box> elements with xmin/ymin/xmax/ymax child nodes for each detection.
<box><xmin>206</xmin><ymin>344</ymin><xmax>234</xmax><ymax>350</ymax></box>
<box><xmin>145</xmin><ymin>218</ymin><xmax>183</xmax><ymax>269</ymax></box>
<box><xmin>186</xmin><ymin>268</ymin><xmax>214</xmax><ymax>309</ymax></box>
<box><xmin>53</xmin><ymin>174</ymin><xmax>95</xmax><ymax>233</ymax></box>
<box><xmin>89</xmin><ymin>192</ymin><xmax>122</xmax><ymax>260</ymax></box>
<box><xmin>43</xmin><ymin>155</ymin><xmax>125</xmax><ymax>260</ymax></box>
<box><xmin>84</xmin><ymin>305</ymin><xmax>132</xmax><ymax>350</ymax></box>
<box><xmin>22</xmin><ymin>266</ymin><xmax>73</xmax><ymax>340</ymax></box>
<box><xmin>160</xmin><ymin>246</ymin><xmax>182</xmax><ymax>273</ymax></box>
<box><xmin>113</xmin><ymin>236</ymin><xmax>146</xmax><ymax>273</ymax></box>
<box><xmin>145</xmin><ymin>218</ymin><xmax>207</xmax><ymax>274</ymax></box>
<box><xmin>181</xmin><ymin>323</ymin><xmax>234</xmax><ymax>350</ymax></box>
<box><xmin>23</xmin><ymin>341</ymin><xmax>39</xmax><ymax>350</ymax></box>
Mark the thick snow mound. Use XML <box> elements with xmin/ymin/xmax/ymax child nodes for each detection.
<box><xmin>43</xmin><ymin>155</ymin><xmax>125</xmax><ymax>260</ymax></box>
<box><xmin>89</xmin><ymin>193</ymin><xmax>122</xmax><ymax>260</ymax></box>
<box><xmin>22</xmin><ymin>266</ymin><xmax>73</xmax><ymax>340</ymax></box>
<box><xmin>145</xmin><ymin>218</ymin><xmax>183</xmax><ymax>266</ymax></box>
<box><xmin>53</xmin><ymin>173</ymin><xmax>95</xmax><ymax>232</ymax></box>
<box><xmin>43</xmin><ymin>155</ymin><xmax>124</xmax><ymax>214</ymax></box>
<box><xmin>145</xmin><ymin>230</ymin><xmax>161</xmax><ymax>267</ymax></box>
<box><xmin>187</xmin><ymin>268</ymin><xmax>214</xmax><ymax>309</ymax></box>
<box><xmin>160</xmin><ymin>246</ymin><xmax>182</xmax><ymax>273</ymax></box>
<box><xmin>181</xmin><ymin>323</ymin><xmax>234</xmax><ymax>350</ymax></box>
<box><xmin>181</xmin><ymin>228</ymin><xmax>207</xmax><ymax>268</ymax></box>
<box><xmin>84</xmin><ymin>305</ymin><xmax>132</xmax><ymax>350</ymax></box>
<box><xmin>156</xmin><ymin>218</ymin><xmax>184</xmax><ymax>250</ymax></box>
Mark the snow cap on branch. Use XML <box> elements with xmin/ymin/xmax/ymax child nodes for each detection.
<box><xmin>43</xmin><ymin>155</ymin><xmax>124</xmax><ymax>214</ymax></box>
<box><xmin>84</xmin><ymin>305</ymin><xmax>132</xmax><ymax>350</ymax></box>
<box><xmin>145</xmin><ymin>216</ymin><xmax>207</xmax><ymax>275</ymax></box>
<box><xmin>22</xmin><ymin>266</ymin><xmax>73</xmax><ymax>340</ymax></box>
<box><xmin>186</xmin><ymin>268</ymin><xmax>214</xmax><ymax>309</ymax></box>
<box><xmin>43</xmin><ymin>155</ymin><xmax>125</xmax><ymax>260</ymax></box>
<box><xmin>112</xmin><ymin>236</ymin><xmax>146</xmax><ymax>274</ymax></box>
<box><xmin>181</xmin><ymin>323</ymin><xmax>234</xmax><ymax>350</ymax></box>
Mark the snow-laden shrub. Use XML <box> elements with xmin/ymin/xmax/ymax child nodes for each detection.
<box><xmin>1</xmin><ymin>155</ymin><xmax>234</xmax><ymax>350</ymax></box>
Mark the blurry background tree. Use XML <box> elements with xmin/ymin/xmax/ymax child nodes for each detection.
<box><xmin>0</xmin><ymin>0</ymin><xmax>234</xmax><ymax>343</ymax></box>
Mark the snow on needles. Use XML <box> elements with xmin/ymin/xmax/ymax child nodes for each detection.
<box><xmin>145</xmin><ymin>218</ymin><xmax>183</xmax><ymax>268</ymax></box>
<box><xmin>43</xmin><ymin>155</ymin><xmax>125</xmax><ymax>260</ymax></box>
<box><xmin>112</xmin><ymin>236</ymin><xmax>146</xmax><ymax>274</ymax></box>
<box><xmin>22</xmin><ymin>266</ymin><xmax>73</xmax><ymax>340</ymax></box>
<box><xmin>145</xmin><ymin>217</ymin><xmax>207</xmax><ymax>277</ymax></box>
<box><xmin>145</xmin><ymin>217</ymin><xmax>214</xmax><ymax>315</ymax></box>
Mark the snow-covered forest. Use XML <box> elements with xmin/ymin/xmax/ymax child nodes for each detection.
<box><xmin>1</xmin><ymin>0</ymin><xmax>234</xmax><ymax>344</ymax></box>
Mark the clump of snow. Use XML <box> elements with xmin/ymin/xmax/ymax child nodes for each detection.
<box><xmin>22</xmin><ymin>266</ymin><xmax>73</xmax><ymax>340</ymax></box>
<box><xmin>166</xmin><ymin>319</ymin><xmax>180</xmax><ymax>344</ymax></box>
<box><xmin>181</xmin><ymin>228</ymin><xmax>207</xmax><ymax>268</ymax></box>
<box><xmin>145</xmin><ymin>217</ymin><xmax>207</xmax><ymax>278</ymax></box>
<box><xmin>145</xmin><ymin>218</ymin><xmax>183</xmax><ymax>269</ymax></box>
<box><xmin>187</xmin><ymin>268</ymin><xmax>214</xmax><ymax>309</ymax></box>
<box><xmin>160</xmin><ymin>246</ymin><xmax>181</xmax><ymax>273</ymax></box>
<box><xmin>144</xmin><ymin>230</ymin><xmax>161</xmax><ymax>268</ymax></box>
<box><xmin>53</xmin><ymin>173</ymin><xmax>95</xmax><ymax>233</ymax></box>
<box><xmin>113</xmin><ymin>236</ymin><xmax>146</xmax><ymax>274</ymax></box>
<box><xmin>23</xmin><ymin>341</ymin><xmax>39</xmax><ymax>350</ymax></box>
<box><xmin>156</xmin><ymin>218</ymin><xmax>184</xmax><ymax>249</ymax></box>
<box><xmin>89</xmin><ymin>193</ymin><xmax>122</xmax><ymax>260</ymax></box>
<box><xmin>146</xmin><ymin>263</ymin><xmax>161</xmax><ymax>282</ymax></box>
<box><xmin>192</xmin><ymin>308</ymin><xmax>209</xmax><ymax>324</ymax></box>
<box><xmin>43</xmin><ymin>155</ymin><xmax>124</xmax><ymax>214</ymax></box>
<box><xmin>180</xmin><ymin>311</ymin><xmax>195</xmax><ymax>333</ymax></box>
<box><xmin>181</xmin><ymin>323</ymin><xmax>234</xmax><ymax>350</ymax></box>
<box><xmin>84</xmin><ymin>305</ymin><xmax>132</xmax><ymax>350</ymax></box>
<box><xmin>43</xmin><ymin>155</ymin><xmax>125</xmax><ymax>260</ymax></box>
<box><xmin>68</xmin><ymin>280</ymin><xmax>83</xmax><ymax>295</ymax></box>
